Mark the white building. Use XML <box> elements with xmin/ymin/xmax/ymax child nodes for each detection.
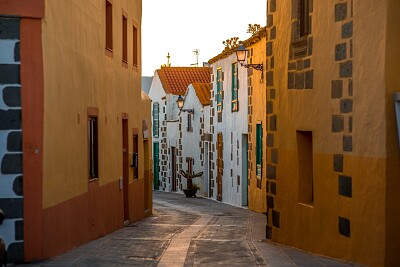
<box><xmin>178</xmin><ymin>83</ymin><xmax>212</xmax><ymax>197</ymax></box>
<box><xmin>148</xmin><ymin>67</ymin><xmax>211</xmax><ymax>192</ymax></box>
<box><xmin>208</xmin><ymin>51</ymin><xmax>249</xmax><ymax>207</ymax></box>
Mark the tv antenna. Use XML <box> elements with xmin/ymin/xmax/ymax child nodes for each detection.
<box><xmin>191</xmin><ymin>49</ymin><xmax>200</xmax><ymax>67</ymax></box>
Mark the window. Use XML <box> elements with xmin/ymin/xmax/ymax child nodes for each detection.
<box><xmin>256</xmin><ymin>123</ymin><xmax>262</xmax><ymax>180</ymax></box>
<box><xmin>187</xmin><ymin>112</ymin><xmax>193</xmax><ymax>132</ymax></box>
<box><xmin>299</xmin><ymin>0</ymin><xmax>310</xmax><ymax>36</ymax></box>
<box><xmin>88</xmin><ymin>116</ymin><xmax>99</xmax><ymax>179</ymax></box>
<box><xmin>297</xmin><ymin>130</ymin><xmax>314</xmax><ymax>204</ymax></box>
<box><xmin>216</xmin><ymin>68</ymin><xmax>223</xmax><ymax>113</ymax></box>
<box><xmin>132</xmin><ymin>25</ymin><xmax>138</xmax><ymax>66</ymax></box>
<box><xmin>132</xmin><ymin>134</ymin><xmax>138</xmax><ymax>179</ymax></box>
<box><xmin>231</xmin><ymin>62</ymin><xmax>239</xmax><ymax>112</ymax></box>
<box><xmin>152</xmin><ymin>102</ymin><xmax>159</xmax><ymax>137</ymax></box>
<box><xmin>105</xmin><ymin>0</ymin><xmax>113</xmax><ymax>51</ymax></box>
<box><xmin>122</xmin><ymin>15</ymin><xmax>127</xmax><ymax>63</ymax></box>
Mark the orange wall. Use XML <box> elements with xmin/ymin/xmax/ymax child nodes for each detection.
<box><xmin>12</xmin><ymin>0</ymin><xmax>151</xmax><ymax>262</ymax></box>
<box><xmin>37</xmin><ymin>0</ymin><xmax>149</xmax><ymax>261</ymax></box>
<box><xmin>0</xmin><ymin>0</ymin><xmax>44</xmax><ymax>18</ymax></box>
<box><xmin>20</xmin><ymin>17</ymin><xmax>45</xmax><ymax>262</ymax></box>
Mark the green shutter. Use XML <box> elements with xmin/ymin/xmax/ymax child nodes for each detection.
<box><xmin>153</xmin><ymin>102</ymin><xmax>159</xmax><ymax>137</ymax></box>
<box><xmin>217</xmin><ymin>68</ymin><xmax>223</xmax><ymax>113</ymax></box>
<box><xmin>231</xmin><ymin>63</ymin><xmax>238</xmax><ymax>111</ymax></box>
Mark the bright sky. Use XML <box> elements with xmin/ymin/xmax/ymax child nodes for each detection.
<box><xmin>142</xmin><ymin>0</ymin><xmax>267</xmax><ymax>77</ymax></box>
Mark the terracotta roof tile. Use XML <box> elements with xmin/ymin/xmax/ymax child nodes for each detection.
<box><xmin>157</xmin><ymin>67</ymin><xmax>211</xmax><ymax>95</ymax></box>
<box><xmin>192</xmin><ymin>83</ymin><xmax>211</xmax><ymax>106</ymax></box>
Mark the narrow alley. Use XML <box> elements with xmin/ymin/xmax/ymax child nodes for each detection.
<box><xmin>18</xmin><ymin>192</ymin><xmax>362</xmax><ymax>267</ymax></box>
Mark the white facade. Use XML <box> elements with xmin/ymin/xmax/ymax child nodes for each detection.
<box><xmin>148</xmin><ymin>68</ymin><xmax>211</xmax><ymax>192</ymax></box>
<box><xmin>178</xmin><ymin>84</ymin><xmax>211</xmax><ymax>197</ymax></box>
<box><xmin>209</xmin><ymin>52</ymin><xmax>248</xmax><ymax>207</ymax></box>
<box><xmin>148</xmin><ymin>71</ymin><xmax>180</xmax><ymax>192</ymax></box>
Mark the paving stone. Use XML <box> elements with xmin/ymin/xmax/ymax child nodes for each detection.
<box><xmin>19</xmin><ymin>192</ymin><xmax>359</xmax><ymax>267</ymax></box>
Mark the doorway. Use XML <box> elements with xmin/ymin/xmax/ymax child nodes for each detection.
<box><xmin>143</xmin><ymin>140</ymin><xmax>151</xmax><ymax>212</ymax></box>
<box><xmin>122</xmin><ymin>118</ymin><xmax>129</xmax><ymax>222</ymax></box>
<box><xmin>242</xmin><ymin>134</ymin><xmax>248</xmax><ymax>206</ymax></box>
<box><xmin>153</xmin><ymin>142</ymin><xmax>159</xmax><ymax>190</ymax></box>
<box><xmin>171</xmin><ymin>147</ymin><xmax>177</xmax><ymax>191</ymax></box>
<box><xmin>217</xmin><ymin>133</ymin><xmax>223</xmax><ymax>201</ymax></box>
<box><xmin>204</xmin><ymin>142</ymin><xmax>210</xmax><ymax>197</ymax></box>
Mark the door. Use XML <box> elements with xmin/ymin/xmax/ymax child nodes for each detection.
<box><xmin>242</xmin><ymin>134</ymin><xmax>248</xmax><ymax>206</ymax></box>
<box><xmin>153</xmin><ymin>142</ymin><xmax>159</xmax><ymax>190</ymax></box>
<box><xmin>122</xmin><ymin>119</ymin><xmax>129</xmax><ymax>222</ymax></box>
<box><xmin>171</xmin><ymin>147</ymin><xmax>176</xmax><ymax>191</ymax></box>
<box><xmin>143</xmin><ymin>140</ymin><xmax>151</xmax><ymax>212</ymax></box>
<box><xmin>204</xmin><ymin>142</ymin><xmax>210</xmax><ymax>197</ymax></box>
<box><xmin>217</xmin><ymin>133</ymin><xmax>223</xmax><ymax>201</ymax></box>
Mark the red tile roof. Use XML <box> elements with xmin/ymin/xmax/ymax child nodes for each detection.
<box><xmin>192</xmin><ymin>83</ymin><xmax>211</xmax><ymax>106</ymax></box>
<box><xmin>157</xmin><ymin>67</ymin><xmax>211</xmax><ymax>95</ymax></box>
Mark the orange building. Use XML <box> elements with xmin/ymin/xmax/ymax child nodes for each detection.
<box><xmin>0</xmin><ymin>0</ymin><xmax>151</xmax><ymax>263</ymax></box>
<box><xmin>263</xmin><ymin>0</ymin><xmax>400</xmax><ymax>266</ymax></box>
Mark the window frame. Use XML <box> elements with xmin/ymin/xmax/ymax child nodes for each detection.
<box><xmin>132</xmin><ymin>24</ymin><xmax>138</xmax><ymax>66</ymax></box>
<box><xmin>231</xmin><ymin>62</ymin><xmax>239</xmax><ymax>112</ymax></box>
<box><xmin>122</xmin><ymin>14</ymin><xmax>128</xmax><ymax>63</ymax></box>
<box><xmin>88</xmin><ymin>114</ymin><xmax>99</xmax><ymax>180</ymax></box>
<box><xmin>132</xmin><ymin>133</ymin><xmax>139</xmax><ymax>179</ymax></box>
<box><xmin>216</xmin><ymin>68</ymin><xmax>223</xmax><ymax>113</ymax></box>
<box><xmin>105</xmin><ymin>0</ymin><xmax>113</xmax><ymax>51</ymax></box>
<box><xmin>153</xmin><ymin>102</ymin><xmax>159</xmax><ymax>137</ymax></box>
<box><xmin>296</xmin><ymin>130</ymin><xmax>314</xmax><ymax>205</ymax></box>
<box><xmin>299</xmin><ymin>0</ymin><xmax>310</xmax><ymax>37</ymax></box>
<box><xmin>187</xmin><ymin>112</ymin><xmax>193</xmax><ymax>133</ymax></box>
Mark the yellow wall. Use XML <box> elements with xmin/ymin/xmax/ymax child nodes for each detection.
<box><xmin>385</xmin><ymin>0</ymin><xmax>400</xmax><ymax>265</ymax></box>
<box><xmin>266</xmin><ymin>0</ymin><xmax>399</xmax><ymax>266</ymax></box>
<box><xmin>41</xmin><ymin>0</ymin><xmax>147</xmax><ymax>208</ymax></box>
<box><xmin>247</xmin><ymin>36</ymin><xmax>267</xmax><ymax>213</ymax></box>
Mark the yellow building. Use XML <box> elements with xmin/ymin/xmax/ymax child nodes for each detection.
<box><xmin>263</xmin><ymin>0</ymin><xmax>400</xmax><ymax>266</ymax></box>
<box><xmin>244</xmin><ymin>28</ymin><xmax>268</xmax><ymax>213</ymax></box>
<box><xmin>0</xmin><ymin>0</ymin><xmax>151</xmax><ymax>263</ymax></box>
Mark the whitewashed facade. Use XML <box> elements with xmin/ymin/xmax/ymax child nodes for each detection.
<box><xmin>208</xmin><ymin>52</ymin><xmax>249</xmax><ymax>207</ymax></box>
<box><xmin>148</xmin><ymin>67</ymin><xmax>211</xmax><ymax>192</ymax></box>
<box><xmin>178</xmin><ymin>83</ymin><xmax>211</xmax><ymax>197</ymax></box>
<box><xmin>148</xmin><ymin>72</ymin><xmax>179</xmax><ymax>191</ymax></box>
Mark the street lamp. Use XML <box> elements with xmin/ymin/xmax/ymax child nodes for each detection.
<box><xmin>235</xmin><ymin>44</ymin><xmax>263</xmax><ymax>71</ymax></box>
<box><xmin>177</xmin><ymin>95</ymin><xmax>194</xmax><ymax>114</ymax></box>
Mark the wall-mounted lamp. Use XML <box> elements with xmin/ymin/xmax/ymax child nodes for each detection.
<box><xmin>235</xmin><ymin>44</ymin><xmax>263</xmax><ymax>71</ymax></box>
<box><xmin>177</xmin><ymin>95</ymin><xmax>194</xmax><ymax>114</ymax></box>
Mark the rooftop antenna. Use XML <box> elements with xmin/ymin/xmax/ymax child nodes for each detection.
<box><xmin>191</xmin><ymin>49</ymin><xmax>200</xmax><ymax>67</ymax></box>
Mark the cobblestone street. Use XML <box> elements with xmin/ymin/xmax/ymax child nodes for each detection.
<box><xmin>18</xmin><ymin>191</ymin><xmax>363</xmax><ymax>267</ymax></box>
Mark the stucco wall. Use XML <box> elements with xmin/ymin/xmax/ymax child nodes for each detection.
<box><xmin>267</xmin><ymin>0</ymin><xmax>397</xmax><ymax>265</ymax></box>
<box><xmin>179</xmin><ymin>86</ymin><xmax>206</xmax><ymax>194</ymax></box>
<box><xmin>246</xmin><ymin>36</ymin><xmax>267</xmax><ymax>213</ymax></box>
<box><xmin>210</xmin><ymin>52</ymin><xmax>248</xmax><ymax>207</ymax></box>
<box><xmin>36</xmin><ymin>0</ymin><xmax>148</xmax><ymax>260</ymax></box>
<box><xmin>384</xmin><ymin>0</ymin><xmax>400</xmax><ymax>265</ymax></box>
<box><xmin>41</xmin><ymin>0</ymin><xmax>143</xmax><ymax>208</ymax></box>
<box><xmin>148</xmin><ymin>71</ymin><xmax>165</xmax><ymax>190</ymax></box>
